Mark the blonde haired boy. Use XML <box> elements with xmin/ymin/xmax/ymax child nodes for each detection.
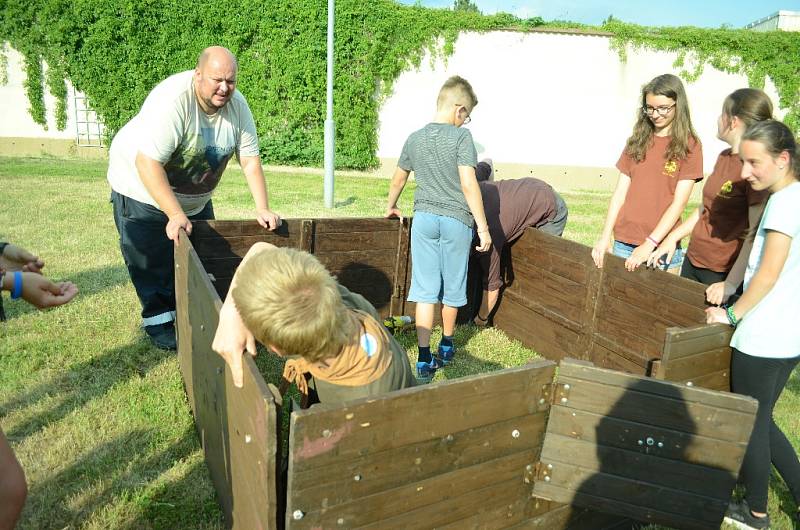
<box><xmin>385</xmin><ymin>75</ymin><xmax>491</xmax><ymax>383</ymax></box>
<box><xmin>213</xmin><ymin>243</ymin><xmax>416</xmax><ymax>403</ymax></box>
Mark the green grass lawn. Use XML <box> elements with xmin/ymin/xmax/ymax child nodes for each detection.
<box><xmin>0</xmin><ymin>156</ymin><xmax>796</xmax><ymax>529</ymax></box>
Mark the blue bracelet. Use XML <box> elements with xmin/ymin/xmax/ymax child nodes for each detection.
<box><xmin>11</xmin><ymin>271</ymin><xmax>22</xmax><ymax>299</ymax></box>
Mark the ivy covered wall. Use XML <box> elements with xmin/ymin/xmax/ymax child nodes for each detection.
<box><xmin>2</xmin><ymin>2</ymin><xmax>798</xmax><ymax>169</ymax></box>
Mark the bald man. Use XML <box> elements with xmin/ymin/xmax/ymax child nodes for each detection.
<box><xmin>107</xmin><ymin>46</ymin><xmax>281</xmax><ymax>350</ymax></box>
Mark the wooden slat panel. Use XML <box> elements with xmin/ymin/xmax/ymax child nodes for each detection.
<box><xmin>586</xmin><ymin>342</ymin><xmax>647</xmax><ymax>375</ymax></box>
<box><xmin>314</xmin><ymin>230</ymin><xmax>400</xmax><ymax>252</ymax></box>
<box><xmin>391</xmin><ymin>217</ymin><xmax>411</xmax><ymax>317</ymax></box>
<box><xmin>658</xmin><ymin>347</ymin><xmax>730</xmax><ymax>382</ymax></box>
<box><xmin>601</xmin><ymin>257</ymin><xmax>707</xmax><ymax>308</ymax></box>
<box><xmin>313</xmin><ymin>217</ymin><xmax>401</xmax><ymax>233</ymax></box>
<box><xmin>532</xmin><ymin>359</ymin><xmax>757</xmax><ymax>530</ymax></box>
<box><xmin>503</xmin><ymin>262</ymin><xmax>588</xmax><ymax>327</ymax></box>
<box><xmin>192</xmin><ymin>233</ymin><xmax>301</xmax><ymax>258</ymax></box>
<box><xmin>602</xmin><ymin>274</ymin><xmax>707</xmax><ymax>325</ymax></box>
<box><xmin>290</xmin><ymin>450</ymin><xmax>537</xmax><ymax>529</ymax></box>
<box><xmin>313</xmin><ymin>249</ymin><xmax>396</xmax><ymax>271</ymax></box>
<box><xmin>545</xmin><ymin>406</ymin><xmax>746</xmax><ymax>471</ymax></box>
<box><xmin>494</xmin><ymin>295</ymin><xmax>584</xmax><ymax>362</ymax></box>
<box><xmin>175</xmin><ymin>232</ymin><xmax>280</xmax><ymax>530</ymax></box>
<box><xmin>285</xmin><ymin>360</ymin><xmax>557</xmax><ymax>528</ymax></box>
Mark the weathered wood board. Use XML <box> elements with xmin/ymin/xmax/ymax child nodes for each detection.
<box><xmin>532</xmin><ymin>359</ymin><xmax>757</xmax><ymax>530</ymax></box>
<box><xmin>652</xmin><ymin>324</ymin><xmax>734</xmax><ymax>391</ymax></box>
<box><xmin>176</xmin><ymin>232</ymin><xmax>282</xmax><ymax>530</ymax></box>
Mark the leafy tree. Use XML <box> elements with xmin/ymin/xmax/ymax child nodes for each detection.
<box><xmin>453</xmin><ymin>0</ymin><xmax>480</xmax><ymax>14</ymax></box>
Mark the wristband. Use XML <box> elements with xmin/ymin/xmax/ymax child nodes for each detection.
<box><xmin>11</xmin><ymin>271</ymin><xmax>22</xmax><ymax>299</ymax></box>
<box><xmin>646</xmin><ymin>236</ymin><xmax>660</xmax><ymax>247</ymax></box>
<box><xmin>725</xmin><ymin>305</ymin><xmax>738</xmax><ymax>327</ymax></box>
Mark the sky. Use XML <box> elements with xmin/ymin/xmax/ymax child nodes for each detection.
<box><xmin>395</xmin><ymin>0</ymin><xmax>800</xmax><ymax>29</ymax></box>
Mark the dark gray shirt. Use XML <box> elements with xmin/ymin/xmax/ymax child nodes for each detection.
<box><xmin>398</xmin><ymin>123</ymin><xmax>478</xmax><ymax>227</ymax></box>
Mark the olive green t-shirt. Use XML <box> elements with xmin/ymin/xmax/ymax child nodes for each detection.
<box><xmin>311</xmin><ymin>285</ymin><xmax>416</xmax><ymax>404</ymax></box>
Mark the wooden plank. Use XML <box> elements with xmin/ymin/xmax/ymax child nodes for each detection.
<box><xmin>313</xmin><ymin>217</ymin><xmax>401</xmax><ymax>234</ymax></box>
<box><xmin>662</xmin><ymin>325</ymin><xmax>734</xmax><ymax>358</ymax></box>
<box><xmin>494</xmin><ymin>295</ymin><xmax>584</xmax><ymax>362</ymax></box>
<box><xmin>287</xmin><ymin>360</ymin><xmax>555</xmax><ymax>472</ymax></box>
<box><xmin>602</xmin><ymin>274</ymin><xmax>707</xmax><ymax>325</ymax></box>
<box><xmin>590</xmin><ymin>332</ymin><xmax>651</xmax><ymax>369</ymax></box>
<box><xmin>511</xmin><ymin>242</ymin><xmax>590</xmax><ymax>285</ymax></box>
<box><xmin>299</xmin><ymin>219</ymin><xmax>314</xmax><ymax>252</ymax></box>
<box><xmin>657</xmin><ymin>347</ymin><xmax>730</xmax><ymax>382</ymax></box>
<box><xmin>192</xmin><ymin>219</ymin><xmax>301</xmax><ymax>239</ymax></box>
<box><xmin>594</xmin><ymin>295</ymin><xmax>676</xmax><ymax>350</ymax></box>
<box><xmin>390</xmin><ymin>217</ymin><xmax>411</xmax><ymax>317</ymax></box>
<box><xmin>536</xmin><ymin>482</ymin><xmax>721</xmax><ymax>530</ymax></box>
<box><xmin>601</xmin><ymin>256</ymin><xmax>707</xmax><ymax>308</ymax></box>
<box><xmin>313</xmin><ymin>249</ymin><xmax>396</xmax><ymax>271</ymax></box>
<box><xmin>503</xmin><ymin>263</ymin><xmax>588</xmax><ymax>327</ymax></box>
<box><xmin>314</xmin><ymin>230</ymin><xmax>400</xmax><ymax>252</ymax></box>
<box><xmin>540</xmin><ymin>433</ymin><xmax>738</xmax><ymax>496</ymax></box>
<box><xmin>586</xmin><ymin>341</ymin><xmax>647</xmax><ymax>375</ymax></box>
<box><xmin>544</xmin><ymin>406</ymin><xmax>748</xmax><ymax>471</ymax></box>
<box><xmin>679</xmin><ymin>369</ymin><xmax>731</xmax><ymax>392</ymax></box>
<box><xmin>502</xmin><ymin>288</ymin><xmax>584</xmax><ymax>335</ymax></box>
<box><xmin>285</xmin><ymin>361</ymin><xmax>557</xmax><ymax>527</ymax></box>
<box><xmin>192</xmin><ymin>233</ymin><xmax>302</xmax><ymax>258</ymax></box>
<box><xmin>175</xmin><ymin>233</ymin><xmax>280</xmax><ymax>530</ymax></box>
<box><xmin>289</xmin><ymin>412</ymin><xmax>548</xmax><ymax>509</ymax></box>
<box><xmin>288</xmin><ymin>449</ymin><xmax>537</xmax><ymax>528</ymax></box>
<box><xmin>532</xmin><ymin>360</ymin><xmax>757</xmax><ymax>530</ymax></box>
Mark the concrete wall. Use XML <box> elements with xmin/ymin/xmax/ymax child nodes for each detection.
<box><xmin>376</xmin><ymin>29</ymin><xmax>784</xmax><ymax>189</ymax></box>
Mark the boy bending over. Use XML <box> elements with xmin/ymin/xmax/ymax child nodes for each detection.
<box><xmin>212</xmin><ymin>242</ymin><xmax>416</xmax><ymax>404</ymax></box>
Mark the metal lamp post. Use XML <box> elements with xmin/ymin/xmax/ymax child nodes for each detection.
<box><xmin>324</xmin><ymin>0</ymin><xmax>335</xmax><ymax>209</ymax></box>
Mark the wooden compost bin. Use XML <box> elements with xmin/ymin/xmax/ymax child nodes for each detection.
<box><xmin>175</xmin><ymin>218</ymin><xmax>750</xmax><ymax>530</ymax></box>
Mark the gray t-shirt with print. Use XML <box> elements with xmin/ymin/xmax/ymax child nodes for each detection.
<box><xmin>398</xmin><ymin>123</ymin><xmax>478</xmax><ymax>227</ymax></box>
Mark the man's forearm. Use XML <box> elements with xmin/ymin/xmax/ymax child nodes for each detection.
<box><xmin>240</xmin><ymin>156</ymin><xmax>270</xmax><ymax>210</ymax></box>
<box><xmin>135</xmin><ymin>153</ymin><xmax>183</xmax><ymax>217</ymax></box>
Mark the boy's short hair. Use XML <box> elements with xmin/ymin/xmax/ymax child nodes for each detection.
<box><xmin>232</xmin><ymin>247</ymin><xmax>355</xmax><ymax>363</ymax></box>
<box><xmin>437</xmin><ymin>75</ymin><xmax>478</xmax><ymax>112</ymax></box>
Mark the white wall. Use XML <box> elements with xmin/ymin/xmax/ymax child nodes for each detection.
<box><xmin>377</xmin><ymin>29</ymin><xmax>784</xmax><ymax>176</ymax></box>
<box><xmin>0</xmin><ymin>45</ymin><xmax>81</xmax><ymax>139</ymax></box>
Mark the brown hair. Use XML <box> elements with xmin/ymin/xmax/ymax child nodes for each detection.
<box><xmin>437</xmin><ymin>75</ymin><xmax>478</xmax><ymax>111</ymax></box>
<box><xmin>741</xmin><ymin>120</ymin><xmax>800</xmax><ymax>179</ymax></box>
<box><xmin>722</xmin><ymin>88</ymin><xmax>773</xmax><ymax>128</ymax></box>
<box><xmin>232</xmin><ymin>247</ymin><xmax>355</xmax><ymax>362</ymax></box>
<box><xmin>624</xmin><ymin>74</ymin><xmax>699</xmax><ymax>163</ymax></box>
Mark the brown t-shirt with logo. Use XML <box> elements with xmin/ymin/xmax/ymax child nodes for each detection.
<box><xmin>614</xmin><ymin>135</ymin><xmax>703</xmax><ymax>245</ymax></box>
<box><xmin>685</xmin><ymin>149</ymin><xmax>769</xmax><ymax>272</ymax></box>
<box><xmin>478</xmin><ymin>178</ymin><xmax>557</xmax><ymax>290</ymax></box>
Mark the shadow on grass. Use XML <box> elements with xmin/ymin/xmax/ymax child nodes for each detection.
<box><xmin>21</xmin><ymin>427</ymin><xmax>223</xmax><ymax>530</ymax></box>
<box><xmin>1</xmin><ymin>341</ymin><xmax>173</xmax><ymax>441</ymax></box>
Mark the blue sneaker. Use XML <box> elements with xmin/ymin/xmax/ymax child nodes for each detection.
<box><xmin>437</xmin><ymin>343</ymin><xmax>456</xmax><ymax>365</ymax></box>
<box><xmin>416</xmin><ymin>358</ymin><xmax>442</xmax><ymax>384</ymax></box>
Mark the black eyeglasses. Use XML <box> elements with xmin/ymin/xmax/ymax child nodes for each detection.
<box><xmin>642</xmin><ymin>104</ymin><xmax>675</xmax><ymax>116</ymax></box>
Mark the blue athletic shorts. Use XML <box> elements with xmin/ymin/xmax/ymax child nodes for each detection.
<box><xmin>612</xmin><ymin>240</ymin><xmax>684</xmax><ymax>271</ymax></box>
<box><xmin>408</xmin><ymin>211</ymin><xmax>473</xmax><ymax>307</ymax></box>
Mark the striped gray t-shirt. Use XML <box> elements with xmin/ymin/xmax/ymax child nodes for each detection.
<box><xmin>398</xmin><ymin>123</ymin><xmax>478</xmax><ymax>227</ymax></box>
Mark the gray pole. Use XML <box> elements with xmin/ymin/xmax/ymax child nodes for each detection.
<box><xmin>323</xmin><ymin>0</ymin><xmax>335</xmax><ymax>209</ymax></box>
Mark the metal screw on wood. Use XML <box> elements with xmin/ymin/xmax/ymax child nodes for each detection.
<box><xmin>686</xmin><ymin>381</ymin><xmax>694</xmax><ymax>387</ymax></box>
<box><xmin>292</xmin><ymin>510</ymin><xmax>304</xmax><ymax>520</ymax></box>
<box><xmin>245</xmin><ymin>434</ymin><xmax>252</xmax><ymax>444</ymax></box>
<box><xmin>560</xmin><ymin>397</ymin><xmax>568</xmax><ymax>404</ymax></box>
<box><xmin>526</xmin><ymin>464</ymin><xmax>533</xmax><ymax>471</ymax></box>
<box><xmin>322</xmin><ymin>429</ymin><xmax>332</xmax><ymax>438</ymax></box>
<box><xmin>646</xmin><ymin>437</ymin><xmax>655</xmax><ymax>446</ymax></box>
<box><xmin>657</xmin><ymin>442</ymin><xmax>664</xmax><ymax>448</ymax></box>
<box><xmin>337</xmin><ymin>518</ymin><xmax>345</xmax><ymax>525</ymax></box>
<box><xmin>200</xmin><ymin>324</ymin><xmax>205</xmax><ymax>331</ymax></box>
<box><xmin>512</xmin><ymin>429</ymin><xmax>520</xmax><ymax>438</ymax></box>
<box><xmin>547</xmin><ymin>463</ymin><xmax>553</xmax><ymax>470</ymax></box>
<box><xmin>538</xmin><ymin>398</ymin><xmax>546</xmax><ymax>405</ymax></box>
<box><xmin>544</xmin><ymin>476</ymin><xmax>551</xmax><ymax>482</ymax></box>
<box><xmin>563</xmin><ymin>384</ymin><xmax>570</xmax><ymax>390</ymax></box>
<box><xmin>638</xmin><ymin>439</ymin><xmax>644</xmax><ymax>446</ymax></box>
<box><xmin>216</xmin><ymin>367</ymin><xmax>223</xmax><ymax>375</ymax></box>
<box><xmin>353</xmin><ymin>474</ymin><xmax>362</xmax><ymax>481</ymax></box>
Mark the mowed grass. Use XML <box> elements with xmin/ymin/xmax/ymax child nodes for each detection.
<box><xmin>0</xmin><ymin>156</ymin><xmax>796</xmax><ymax>529</ymax></box>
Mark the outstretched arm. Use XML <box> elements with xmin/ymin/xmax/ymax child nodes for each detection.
<box><xmin>385</xmin><ymin>167</ymin><xmax>410</xmax><ymax>220</ymax></box>
<box><xmin>240</xmin><ymin>154</ymin><xmax>281</xmax><ymax>230</ymax></box>
<box><xmin>592</xmin><ymin>173</ymin><xmax>631</xmax><ymax>268</ymax></box>
<box><xmin>212</xmin><ymin>242</ymin><xmax>275</xmax><ymax>387</ymax></box>
<box><xmin>459</xmin><ymin>166</ymin><xmax>491</xmax><ymax>252</ymax></box>
<box><xmin>136</xmin><ymin>152</ymin><xmax>189</xmax><ymax>240</ymax></box>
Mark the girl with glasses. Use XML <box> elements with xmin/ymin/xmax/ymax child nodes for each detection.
<box><xmin>592</xmin><ymin>73</ymin><xmax>703</xmax><ymax>272</ymax></box>
<box><xmin>646</xmin><ymin>89</ymin><xmax>772</xmax><ymax>302</ymax></box>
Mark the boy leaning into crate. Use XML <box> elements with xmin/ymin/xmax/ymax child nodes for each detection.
<box><xmin>212</xmin><ymin>242</ymin><xmax>416</xmax><ymax>405</ymax></box>
<box><xmin>385</xmin><ymin>75</ymin><xmax>492</xmax><ymax>383</ymax></box>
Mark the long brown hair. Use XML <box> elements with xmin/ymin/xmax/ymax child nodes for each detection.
<box><xmin>722</xmin><ymin>88</ymin><xmax>773</xmax><ymax>128</ymax></box>
<box><xmin>624</xmin><ymin>74</ymin><xmax>699</xmax><ymax>163</ymax></box>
